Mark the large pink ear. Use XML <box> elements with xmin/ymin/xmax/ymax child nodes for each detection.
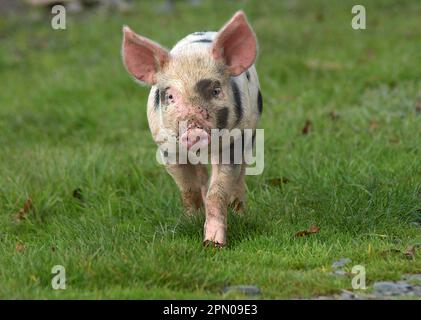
<box><xmin>212</xmin><ymin>11</ymin><xmax>257</xmax><ymax>76</ymax></box>
<box><xmin>122</xmin><ymin>26</ymin><xmax>169</xmax><ymax>85</ymax></box>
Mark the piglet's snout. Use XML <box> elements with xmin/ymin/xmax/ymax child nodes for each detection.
<box><xmin>180</xmin><ymin>128</ymin><xmax>210</xmax><ymax>149</ymax></box>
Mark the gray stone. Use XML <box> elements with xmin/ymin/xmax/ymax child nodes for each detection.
<box><xmin>66</xmin><ymin>0</ymin><xmax>83</xmax><ymax>13</ymax></box>
<box><xmin>333</xmin><ymin>269</ymin><xmax>347</xmax><ymax>276</ymax></box>
<box><xmin>223</xmin><ymin>285</ymin><xmax>261</xmax><ymax>296</ymax></box>
<box><xmin>340</xmin><ymin>289</ymin><xmax>360</xmax><ymax>300</ymax></box>
<box><xmin>373</xmin><ymin>282</ymin><xmax>398</xmax><ymax>295</ymax></box>
<box><xmin>373</xmin><ymin>281</ymin><xmax>412</xmax><ymax>296</ymax></box>
<box><xmin>332</xmin><ymin>258</ymin><xmax>352</xmax><ymax>269</ymax></box>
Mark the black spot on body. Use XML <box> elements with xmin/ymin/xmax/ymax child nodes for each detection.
<box><xmin>191</xmin><ymin>38</ymin><xmax>212</xmax><ymax>44</ymax></box>
<box><xmin>246</xmin><ymin>71</ymin><xmax>250</xmax><ymax>80</ymax></box>
<box><xmin>154</xmin><ymin>89</ymin><xmax>160</xmax><ymax>109</ymax></box>
<box><xmin>230</xmin><ymin>79</ymin><xmax>243</xmax><ymax>126</ymax></box>
<box><xmin>228</xmin><ymin>130</ymin><xmax>255</xmax><ymax>164</ymax></box>
<box><xmin>257</xmin><ymin>90</ymin><xmax>263</xmax><ymax>115</ymax></box>
<box><xmin>229</xmin><ymin>131</ymin><xmax>244</xmax><ymax>165</ymax></box>
<box><xmin>216</xmin><ymin>107</ymin><xmax>229</xmax><ymax>129</ymax></box>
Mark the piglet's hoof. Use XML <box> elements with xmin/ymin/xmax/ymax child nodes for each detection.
<box><xmin>203</xmin><ymin>240</ymin><xmax>225</xmax><ymax>248</ymax></box>
<box><xmin>204</xmin><ymin>220</ymin><xmax>226</xmax><ymax>247</ymax></box>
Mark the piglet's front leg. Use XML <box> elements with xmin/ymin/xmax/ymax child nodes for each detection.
<box><xmin>166</xmin><ymin>163</ymin><xmax>208</xmax><ymax>215</ymax></box>
<box><xmin>204</xmin><ymin>164</ymin><xmax>242</xmax><ymax>247</ymax></box>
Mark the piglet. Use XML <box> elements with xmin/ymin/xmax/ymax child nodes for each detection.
<box><xmin>122</xmin><ymin>11</ymin><xmax>262</xmax><ymax>247</ymax></box>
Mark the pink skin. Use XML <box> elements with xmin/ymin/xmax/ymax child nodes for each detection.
<box><xmin>165</xmin><ymin>87</ymin><xmax>212</xmax><ymax>150</ymax></box>
<box><xmin>180</xmin><ymin>127</ymin><xmax>210</xmax><ymax>149</ymax></box>
<box><xmin>212</xmin><ymin>11</ymin><xmax>257</xmax><ymax>76</ymax></box>
<box><xmin>122</xmin><ymin>26</ymin><xmax>169</xmax><ymax>85</ymax></box>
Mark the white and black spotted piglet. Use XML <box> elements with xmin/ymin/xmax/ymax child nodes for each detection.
<box><xmin>122</xmin><ymin>11</ymin><xmax>262</xmax><ymax>247</ymax></box>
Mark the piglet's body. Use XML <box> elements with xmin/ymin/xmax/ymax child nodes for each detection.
<box><xmin>122</xmin><ymin>11</ymin><xmax>262</xmax><ymax>247</ymax></box>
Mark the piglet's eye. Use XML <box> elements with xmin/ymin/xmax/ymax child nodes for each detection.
<box><xmin>212</xmin><ymin>87</ymin><xmax>221</xmax><ymax>98</ymax></box>
<box><xmin>165</xmin><ymin>92</ymin><xmax>175</xmax><ymax>104</ymax></box>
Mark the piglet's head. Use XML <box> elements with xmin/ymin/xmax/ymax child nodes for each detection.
<box><xmin>122</xmin><ymin>11</ymin><xmax>257</xmax><ymax>149</ymax></box>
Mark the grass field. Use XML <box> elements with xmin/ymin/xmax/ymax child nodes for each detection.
<box><xmin>0</xmin><ymin>0</ymin><xmax>420</xmax><ymax>299</ymax></box>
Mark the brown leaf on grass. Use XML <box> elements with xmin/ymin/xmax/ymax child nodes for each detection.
<box><xmin>12</xmin><ymin>197</ymin><xmax>33</xmax><ymax>223</ymax></box>
<box><xmin>357</xmin><ymin>49</ymin><xmax>376</xmax><ymax>63</ymax></box>
<box><xmin>369</xmin><ymin>120</ymin><xmax>378</xmax><ymax>131</ymax></box>
<box><xmin>389</xmin><ymin>137</ymin><xmax>400</xmax><ymax>144</ymax></box>
<box><xmin>329</xmin><ymin>111</ymin><xmax>340</xmax><ymax>120</ymax></box>
<box><xmin>416</xmin><ymin>101</ymin><xmax>421</xmax><ymax>114</ymax></box>
<box><xmin>309</xmin><ymin>224</ymin><xmax>321</xmax><ymax>233</ymax></box>
<box><xmin>302</xmin><ymin>120</ymin><xmax>312</xmax><ymax>135</ymax></box>
<box><xmin>380</xmin><ymin>246</ymin><xmax>416</xmax><ymax>259</ymax></box>
<box><xmin>16</xmin><ymin>242</ymin><xmax>25</xmax><ymax>252</ymax></box>
<box><xmin>280</xmin><ymin>95</ymin><xmax>294</xmax><ymax>102</ymax></box>
<box><xmin>72</xmin><ymin>188</ymin><xmax>84</xmax><ymax>202</ymax></box>
<box><xmin>404</xmin><ymin>245</ymin><xmax>415</xmax><ymax>260</ymax></box>
<box><xmin>295</xmin><ymin>224</ymin><xmax>320</xmax><ymax>237</ymax></box>
<box><xmin>265</xmin><ymin>177</ymin><xmax>290</xmax><ymax>186</ymax></box>
<box><xmin>315</xmin><ymin>12</ymin><xmax>324</xmax><ymax>22</ymax></box>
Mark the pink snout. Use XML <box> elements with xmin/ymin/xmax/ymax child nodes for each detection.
<box><xmin>180</xmin><ymin>128</ymin><xmax>210</xmax><ymax>149</ymax></box>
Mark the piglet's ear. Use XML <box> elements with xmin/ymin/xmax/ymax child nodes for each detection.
<box><xmin>122</xmin><ymin>26</ymin><xmax>169</xmax><ymax>85</ymax></box>
<box><xmin>212</xmin><ymin>11</ymin><xmax>257</xmax><ymax>76</ymax></box>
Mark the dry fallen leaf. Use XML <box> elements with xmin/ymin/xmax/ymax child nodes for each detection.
<box><xmin>329</xmin><ymin>111</ymin><xmax>340</xmax><ymax>120</ymax></box>
<box><xmin>380</xmin><ymin>246</ymin><xmax>416</xmax><ymax>260</ymax></box>
<box><xmin>404</xmin><ymin>245</ymin><xmax>415</xmax><ymax>260</ymax></box>
<box><xmin>389</xmin><ymin>137</ymin><xmax>400</xmax><ymax>144</ymax></box>
<box><xmin>309</xmin><ymin>224</ymin><xmax>321</xmax><ymax>233</ymax></box>
<box><xmin>72</xmin><ymin>188</ymin><xmax>84</xmax><ymax>202</ymax></box>
<box><xmin>295</xmin><ymin>224</ymin><xmax>320</xmax><ymax>237</ymax></box>
<box><xmin>369</xmin><ymin>120</ymin><xmax>379</xmax><ymax>131</ymax></box>
<box><xmin>302</xmin><ymin>120</ymin><xmax>313</xmax><ymax>135</ymax></box>
<box><xmin>12</xmin><ymin>197</ymin><xmax>33</xmax><ymax>223</ymax></box>
<box><xmin>265</xmin><ymin>177</ymin><xmax>290</xmax><ymax>186</ymax></box>
<box><xmin>416</xmin><ymin>102</ymin><xmax>421</xmax><ymax>114</ymax></box>
<box><xmin>315</xmin><ymin>12</ymin><xmax>324</xmax><ymax>22</ymax></box>
<box><xmin>16</xmin><ymin>242</ymin><xmax>25</xmax><ymax>252</ymax></box>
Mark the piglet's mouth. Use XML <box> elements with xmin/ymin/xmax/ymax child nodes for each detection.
<box><xmin>179</xmin><ymin>122</ymin><xmax>210</xmax><ymax>150</ymax></box>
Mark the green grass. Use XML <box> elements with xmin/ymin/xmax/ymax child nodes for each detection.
<box><xmin>0</xmin><ymin>0</ymin><xmax>420</xmax><ymax>299</ymax></box>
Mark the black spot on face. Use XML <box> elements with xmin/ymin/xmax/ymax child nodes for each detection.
<box><xmin>230</xmin><ymin>79</ymin><xmax>243</xmax><ymax>126</ymax></box>
<box><xmin>195</xmin><ymin>79</ymin><xmax>221</xmax><ymax>100</ymax></box>
<box><xmin>154</xmin><ymin>89</ymin><xmax>160</xmax><ymax>109</ymax></box>
<box><xmin>216</xmin><ymin>107</ymin><xmax>229</xmax><ymax>129</ymax></box>
<box><xmin>257</xmin><ymin>89</ymin><xmax>263</xmax><ymax>114</ymax></box>
<box><xmin>160</xmin><ymin>88</ymin><xmax>171</xmax><ymax>106</ymax></box>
